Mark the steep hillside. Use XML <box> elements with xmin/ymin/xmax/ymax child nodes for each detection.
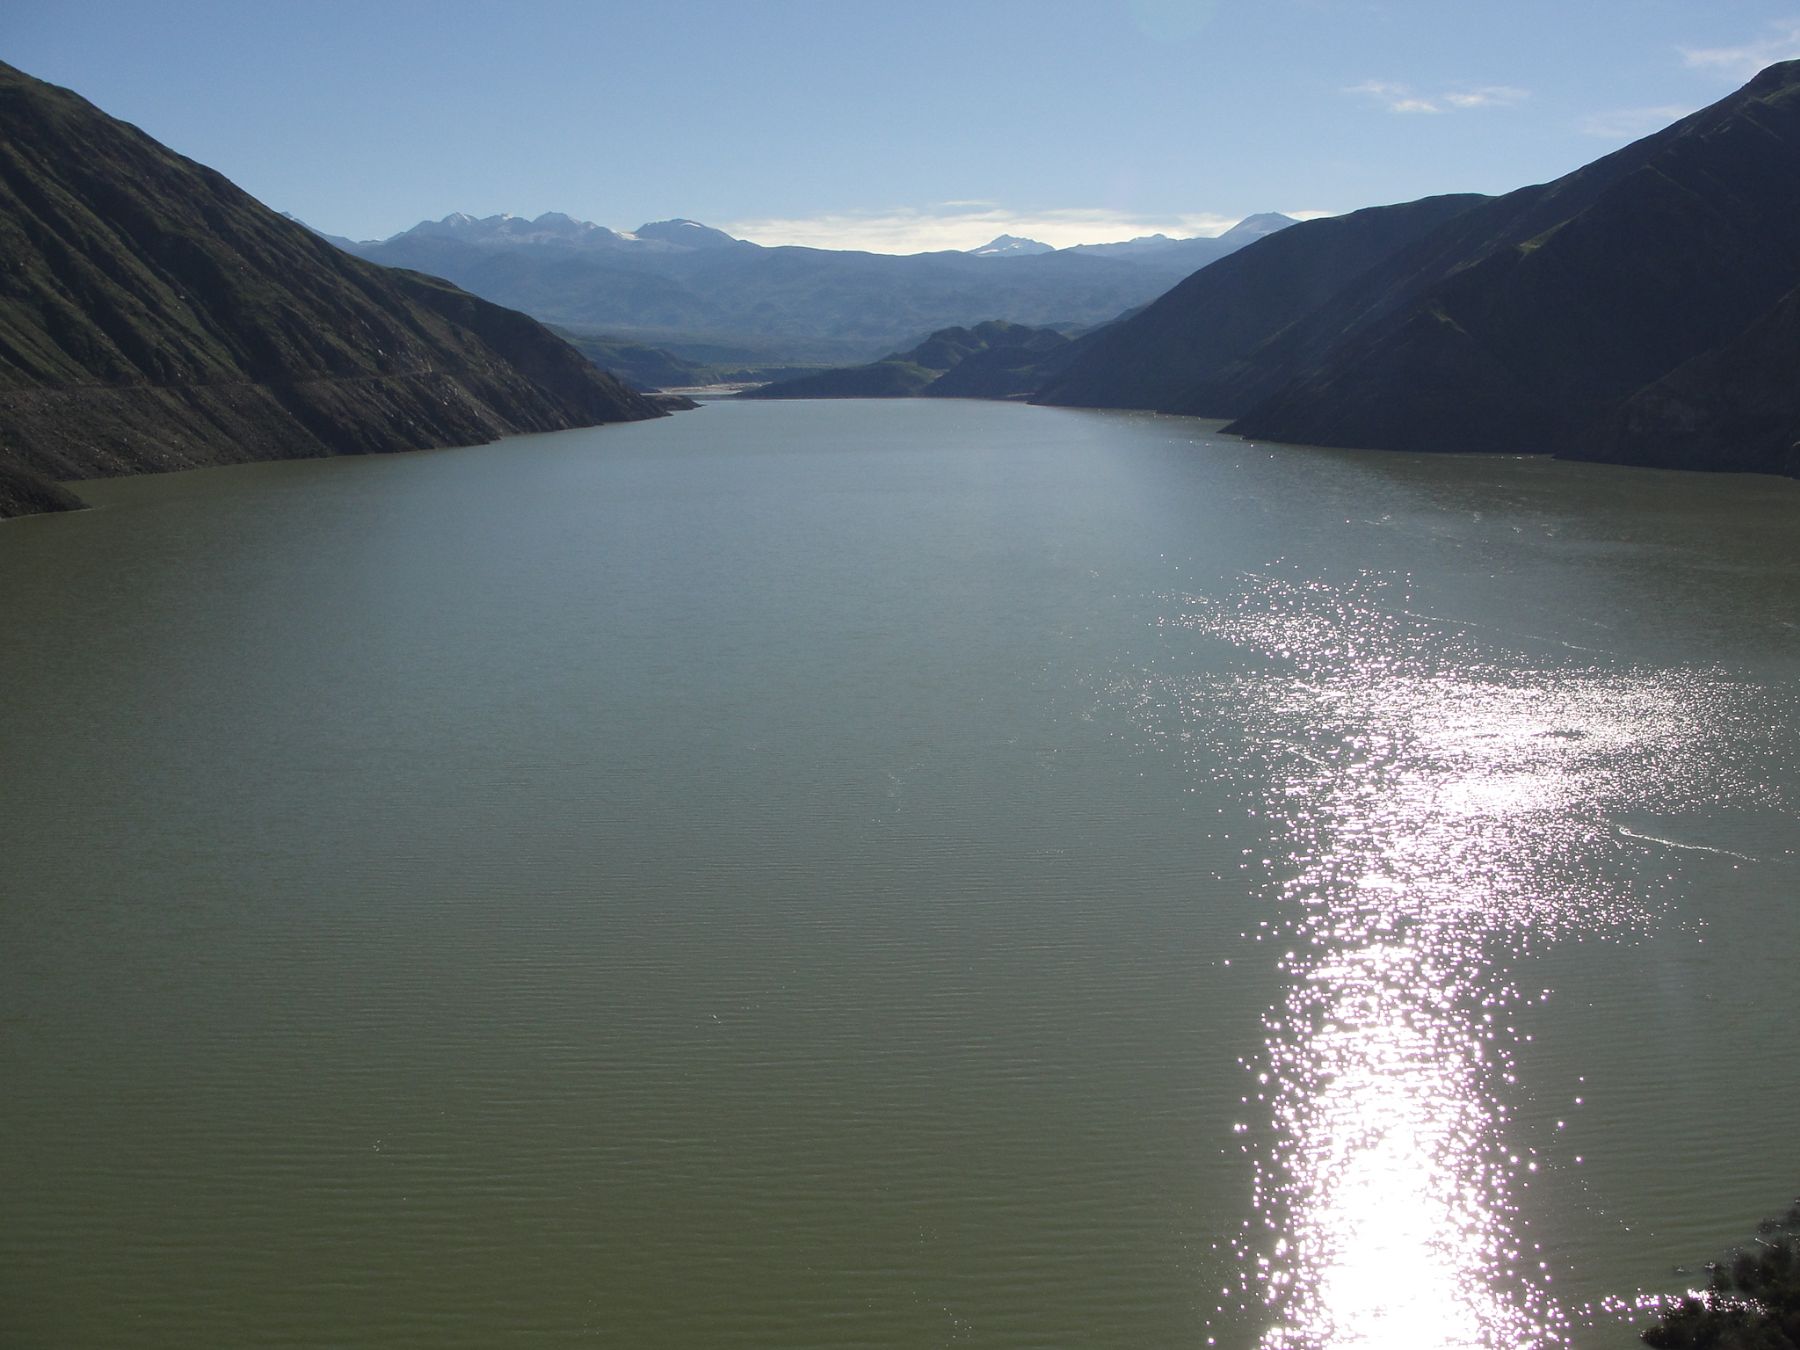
<box><xmin>1035</xmin><ymin>195</ymin><xmax>1485</xmax><ymax>413</ymax></box>
<box><xmin>1596</xmin><ymin>281</ymin><xmax>1800</xmax><ymax>476</ymax></box>
<box><xmin>0</xmin><ymin>62</ymin><xmax>660</xmax><ymax>517</ymax></box>
<box><xmin>1041</xmin><ymin>61</ymin><xmax>1800</xmax><ymax>477</ymax></box>
<box><xmin>1227</xmin><ymin>61</ymin><xmax>1800</xmax><ymax>458</ymax></box>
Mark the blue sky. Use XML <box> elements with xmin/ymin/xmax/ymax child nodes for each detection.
<box><xmin>7</xmin><ymin>0</ymin><xmax>1800</xmax><ymax>251</ymax></box>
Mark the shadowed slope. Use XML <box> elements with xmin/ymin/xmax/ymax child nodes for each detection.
<box><xmin>0</xmin><ymin>61</ymin><xmax>661</xmax><ymax>516</ymax></box>
<box><xmin>1226</xmin><ymin>61</ymin><xmax>1800</xmax><ymax>458</ymax></box>
<box><xmin>1040</xmin><ymin>61</ymin><xmax>1800</xmax><ymax>477</ymax></box>
<box><xmin>1034</xmin><ymin>194</ymin><xmax>1486</xmax><ymax>415</ymax></box>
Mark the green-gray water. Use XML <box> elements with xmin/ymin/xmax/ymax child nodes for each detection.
<box><xmin>3</xmin><ymin>399</ymin><xmax>1797</xmax><ymax>1348</ymax></box>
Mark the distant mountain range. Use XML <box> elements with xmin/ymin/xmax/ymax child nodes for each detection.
<box><xmin>1039</xmin><ymin>61</ymin><xmax>1800</xmax><ymax>477</ymax></box>
<box><xmin>333</xmin><ymin>211</ymin><xmax>1297</xmax><ymax>364</ymax></box>
<box><xmin>0</xmin><ymin>62</ymin><xmax>662</xmax><ymax>518</ymax></box>
<box><xmin>1064</xmin><ymin>213</ymin><xmax>1296</xmax><ymax>264</ymax></box>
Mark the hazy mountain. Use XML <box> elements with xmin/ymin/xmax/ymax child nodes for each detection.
<box><xmin>968</xmin><ymin>234</ymin><xmax>1054</xmax><ymax>256</ymax></box>
<box><xmin>1219</xmin><ymin>212</ymin><xmax>1299</xmax><ymax>242</ymax></box>
<box><xmin>1041</xmin><ymin>62</ymin><xmax>1800</xmax><ymax>477</ymax></box>
<box><xmin>1063</xmin><ymin>233</ymin><xmax>1182</xmax><ymax>259</ymax></box>
<box><xmin>738</xmin><ymin>320</ymin><xmax>1072</xmax><ymax>400</ymax></box>
<box><xmin>282</xmin><ymin>211</ymin><xmax>362</xmax><ymax>251</ymax></box>
<box><xmin>341</xmin><ymin>212</ymin><xmax>1292</xmax><ymax>362</ymax></box>
<box><xmin>1063</xmin><ymin>212</ymin><xmax>1298</xmax><ymax>268</ymax></box>
<box><xmin>0</xmin><ymin>62</ymin><xmax>661</xmax><ymax>518</ymax></box>
<box><xmin>632</xmin><ymin>218</ymin><xmax>747</xmax><ymax>250</ymax></box>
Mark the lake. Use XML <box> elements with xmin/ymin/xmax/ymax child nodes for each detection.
<box><xmin>2</xmin><ymin>398</ymin><xmax>1796</xmax><ymax>1348</ymax></box>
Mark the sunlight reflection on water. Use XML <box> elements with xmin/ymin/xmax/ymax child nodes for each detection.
<box><xmin>1130</xmin><ymin>567</ymin><xmax>1780</xmax><ymax>1349</ymax></box>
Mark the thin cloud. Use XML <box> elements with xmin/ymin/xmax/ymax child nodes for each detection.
<box><xmin>1579</xmin><ymin>104</ymin><xmax>1698</xmax><ymax>139</ymax></box>
<box><xmin>721</xmin><ymin>204</ymin><xmax>1253</xmax><ymax>254</ymax></box>
<box><xmin>1443</xmin><ymin>86</ymin><xmax>1530</xmax><ymax>109</ymax></box>
<box><xmin>1681</xmin><ymin>19</ymin><xmax>1800</xmax><ymax>80</ymax></box>
<box><xmin>1346</xmin><ymin>79</ymin><xmax>1529</xmax><ymax>114</ymax></box>
<box><xmin>1346</xmin><ymin>80</ymin><xmax>1440</xmax><ymax>113</ymax></box>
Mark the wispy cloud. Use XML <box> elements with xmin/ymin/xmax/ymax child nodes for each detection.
<box><xmin>720</xmin><ymin>204</ymin><xmax>1257</xmax><ymax>254</ymax></box>
<box><xmin>1579</xmin><ymin>104</ymin><xmax>1699</xmax><ymax>139</ymax></box>
<box><xmin>1681</xmin><ymin>18</ymin><xmax>1800</xmax><ymax>80</ymax></box>
<box><xmin>1346</xmin><ymin>80</ymin><xmax>1441</xmax><ymax>113</ymax></box>
<box><xmin>1345</xmin><ymin>79</ymin><xmax>1529</xmax><ymax>115</ymax></box>
<box><xmin>1442</xmin><ymin>86</ymin><xmax>1530</xmax><ymax>109</ymax></box>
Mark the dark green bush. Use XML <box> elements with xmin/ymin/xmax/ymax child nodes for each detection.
<box><xmin>1643</xmin><ymin>1206</ymin><xmax>1800</xmax><ymax>1349</ymax></box>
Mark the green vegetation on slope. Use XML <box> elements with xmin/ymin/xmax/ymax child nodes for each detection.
<box><xmin>1643</xmin><ymin>1205</ymin><xmax>1800</xmax><ymax>1348</ymax></box>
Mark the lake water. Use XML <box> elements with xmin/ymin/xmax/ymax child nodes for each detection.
<box><xmin>2</xmin><ymin>398</ymin><xmax>1797</xmax><ymax>1349</ymax></box>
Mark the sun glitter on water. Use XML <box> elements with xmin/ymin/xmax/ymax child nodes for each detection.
<box><xmin>1128</xmin><ymin>567</ymin><xmax>1780</xmax><ymax>1348</ymax></box>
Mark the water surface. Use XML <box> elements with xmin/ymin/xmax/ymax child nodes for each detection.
<box><xmin>2</xmin><ymin>400</ymin><xmax>1796</xmax><ymax>1347</ymax></box>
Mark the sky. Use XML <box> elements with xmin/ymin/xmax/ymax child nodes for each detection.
<box><xmin>6</xmin><ymin>0</ymin><xmax>1800</xmax><ymax>253</ymax></box>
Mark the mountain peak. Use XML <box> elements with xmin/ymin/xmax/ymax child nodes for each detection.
<box><xmin>392</xmin><ymin>211</ymin><xmax>627</xmax><ymax>247</ymax></box>
<box><xmin>632</xmin><ymin>219</ymin><xmax>743</xmax><ymax>249</ymax></box>
<box><xmin>1743</xmin><ymin>56</ymin><xmax>1800</xmax><ymax>98</ymax></box>
<box><xmin>1218</xmin><ymin>212</ymin><xmax>1298</xmax><ymax>243</ymax></box>
<box><xmin>968</xmin><ymin>234</ymin><xmax>1054</xmax><ymax>257</ymax></box>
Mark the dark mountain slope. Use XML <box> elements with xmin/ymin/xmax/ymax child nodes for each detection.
<box><xmin>1033</xmin><ymin>194</ymin><xmax>1487</xmax><ymax>413</ymax></box>
<box><xmin>0</xmin><ymin>61</ymin><xmax>659</xmax><ymax>517</ymax></box>
<box><xmin>1039</xmin><ymin>61</ymin><xmax>1800</xmax><ymax>477</ymax></box>
<box><xmin>923</xmin><ymin>325</ymin><xmax>1076</xmax><ymax>400</ymax></box>
<box><xmin>1226</xmin><ymin>61</ymin><xmax>1800</xmax><ymax>455</ymax></box>
<box><xmin>1596</xmin><ymin>280</ymin><xmax>1800</xmax><ymax>476</ymax></box>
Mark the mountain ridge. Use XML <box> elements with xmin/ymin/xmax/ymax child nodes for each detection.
<box><xmin>1035</xmin><ymin>194</ymin><xmax>1488</xmax><ymax>414</ymax></box>
<box><xmin>1038</xmin><ymin>61</ymin><xmax>1800</xmax><ymax>478</ymax></box>
<box><xmin>335</xmin><ymin>212</ymin><xmax>1298</xmax><ymax>361</ymax></box>
<box><xmin>0</xmin><ymin>61</ymin><xmax>662</xmax><ymax>518</ymax></box>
